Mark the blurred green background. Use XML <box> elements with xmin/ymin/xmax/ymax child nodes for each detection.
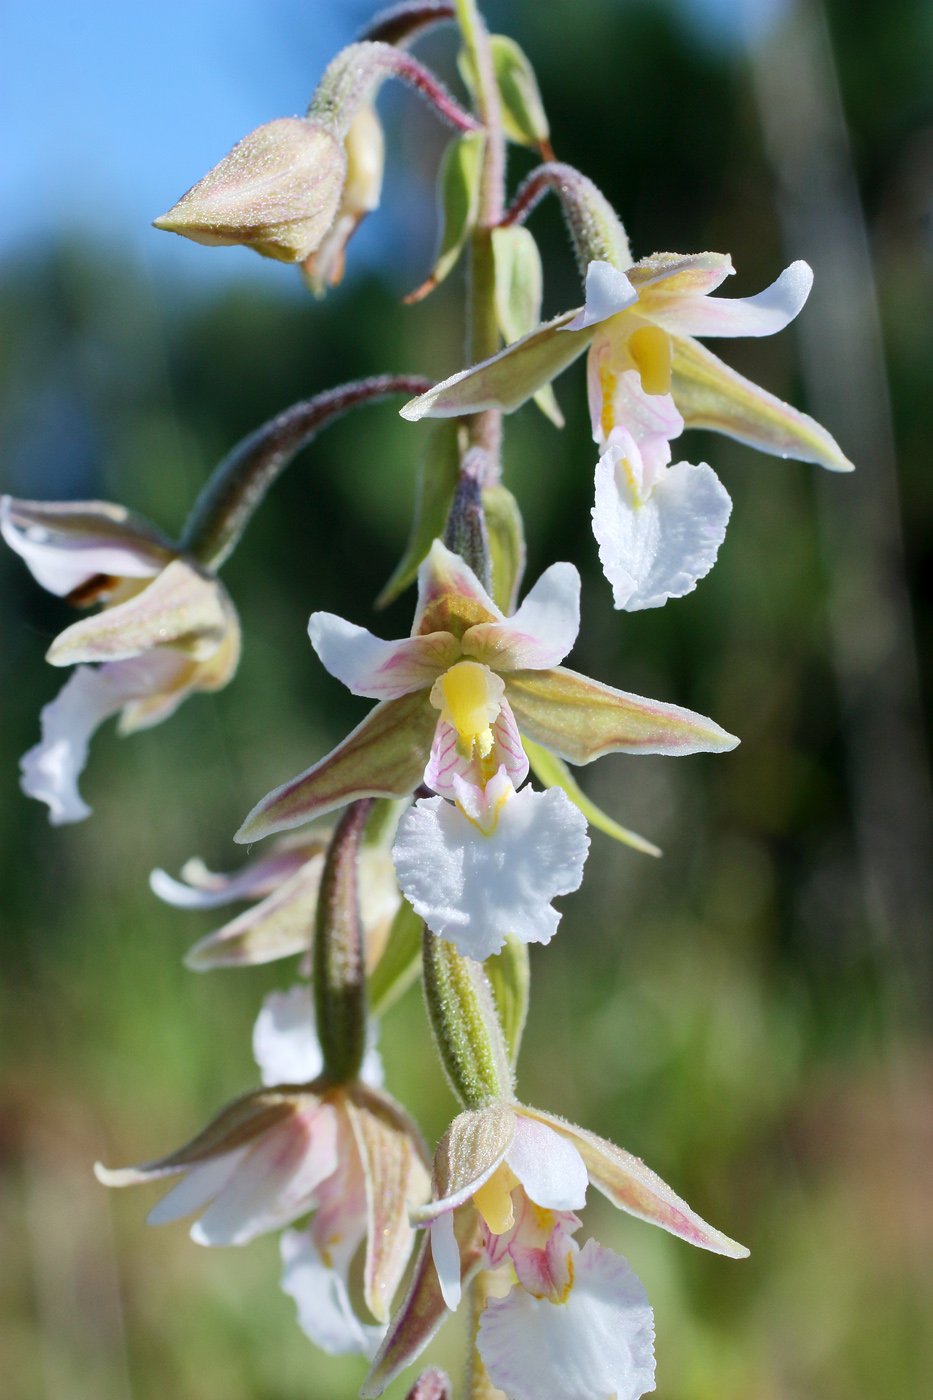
<box><xmin>2</xmin><ymin>1</ymin><xmax>932</xmax><ymax>1398</ymax></box>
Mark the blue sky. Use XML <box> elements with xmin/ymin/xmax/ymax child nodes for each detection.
<box><xmin>0</xmin><ymin>0</ymin><xmax>782</xmax><ymax>287</ymax></box>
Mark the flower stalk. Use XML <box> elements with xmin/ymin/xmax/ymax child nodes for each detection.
<box><xmin>314</xmin><ymin>797</ymin><xmax>375</xmax><ymax>1082</ymax></box>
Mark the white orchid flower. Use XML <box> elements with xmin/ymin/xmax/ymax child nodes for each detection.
<box><xmin>363</xmin><ymin>1101</ymin><xmax>748</xmax><ymax>1400</ymax></box>
<box><xmin>2</xmin><ymin>495</ymin><xmax>239</xmax><ymax>824</ymax></box>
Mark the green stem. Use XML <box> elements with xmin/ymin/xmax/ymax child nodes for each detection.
<box><xmin>456</xmin><ymin>0</ymin><xmax>505</xmax><ymax>468</ymax></box>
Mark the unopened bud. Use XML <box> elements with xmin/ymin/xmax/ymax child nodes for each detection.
<box><xmin>154</xmin><ymin>118</ymin><xmax>347</xmax><ymax>264</ymax></box>
<box><xmin>303</xmin><ymin>102</ymin><xmax>385</xmax><ymax>295</ymax></box>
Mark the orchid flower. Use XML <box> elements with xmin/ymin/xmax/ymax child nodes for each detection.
<box><xmin>2</xmin><ymin>496</ymin><xmax>239</xmax><ymax>824</ymax></box>
<box><xmin>392</xmin><ymin>766</ymin><xmax>590</xmax><ymax>960</ymax></box>
<box><xmin>400</xmin><ymin>253</ymin><xmax>852</xmax><ymax>611</ymax></box>
<box><xmin>236</xmin><ymin>538</ymin><xmax>738</xmax><ymax>844</ymax></box>
<box><xmin>363</xmin><ymin>1100</ymin><xmax>748</xmax><ymax>1400</ymax></box>
<box><xmin>96</xmin><ymin>984</ymin><xmax>430</xmax><ymax>1359</ymax></box>
<box><xmin>150</xmin><ymin>826</ymin><xmax>401</xmax><ymax>971</ymax></box>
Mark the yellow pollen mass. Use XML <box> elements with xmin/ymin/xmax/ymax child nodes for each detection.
<box><xmin>473</xmin><ymin>1163</ymin><xmax>518</xmax><ymax>1236</ymax></box>
<box><xmin>627</xmin><ymin>324</ymin><xmax>672</xmax><ymax>396</ymax></box>
<box><xmin>431</xmin><ymin>661</ymin><xmax>503</xmax><ymax>757</ymax></box>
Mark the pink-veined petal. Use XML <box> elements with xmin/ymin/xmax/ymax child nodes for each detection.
<box><xmin>423</xmin><ymin>702</ymin><xmax>528</xmax><ymax>800</ymax></box>
<box><xmin>280</xmin><ymin>1228</ymin><xmax>386</xmax><ymax>1358</ymax></box>
<box><xmin>593</xmin><ymin>447</ymin><xmax>732</xmax><ymax>611</ymax></box>
<box><xmin>477</xmin><ymin>1239</ymin><xmax>656</xmax><ymax>1400</ymax></box>
<box><xmin>392</xmin><ymin>784</ymin><xmax>589</xmax><ymax>962</ymax></box>
<box><xmin>309</xmin><ymin>612</ymin><xmax>459</xmax><ymax>698</ymax></box>
<box><xmin>507</xmin><ymin>1117</ymin><xmax>588</xmax><ymax>1212</ymax></box>
<box><xmin>564</xmin><ymin>261</ymin><xmax>638</xmax><ymax>331</ymax></box>
<box><xmin>462</xmin><ymin>562</ymin><xmax>580</xmax><ymax>671</ymax></box>
<box><xmin>649</xmin><ymin>260</ymin><xmax>813</xmax><ymax>338</ymax></box>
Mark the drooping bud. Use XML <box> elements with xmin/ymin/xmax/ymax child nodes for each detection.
<box><xmin>153</xmin><ymin>118</ymin><xmax>347</xmax><ymax>263</ymax></box>
<box><xmin>443</xmin><ymin>459</ymin><xmax>492</xmax><ymax>593</ymax></box>
<box><xmin>421</xmin><ymin>929</ymin><xmax>514</xmax><ymax>1109</ymax></box>
<box><xmin>303</xmin><ymin>102</ymin><xmax>385</xmax><ymax>296</ymax></box>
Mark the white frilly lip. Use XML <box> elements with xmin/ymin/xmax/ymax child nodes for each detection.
<box><xmin>252</xmin><ymin>984</ymin><xmax>384</xmax><ymax>1090</ymax></box>
<box><xmin>280</xmin><ymin>1229</ymin><xmax>386</xmax><ymax>1358</ymax></box>
<box><xmin>392</xmin><ymin>778</ymin><xmax>589</xmax><ymax>961</ymax></box>
<box><xmin>477</xmin><ymin>1238</ymin><xmax>656</xmax><ymax>1400</ymax></box>
<box><xmin>592</xmin><ymin>433</ymin><xmax>732</xmax><ymax>611</ymax></box>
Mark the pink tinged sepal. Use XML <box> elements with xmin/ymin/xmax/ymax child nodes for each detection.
<box><xmin>399</xmin><ymin>310</ymin><xmax>594</xmax><ymax>422</ymax></box>
<box><xmin>182</xmin><ymin>856</ymin><xmax>327</xmax><ymax>969</ymax></box>
<box><xmin>523</xmin><ymin>1105</ymin><xmax>749</xmax><ymax>1258</ymax></box>
<box><xmin>504</xmin><ymin>666</ymin><xmax>739</xmax><ymax>762</ymax></box>
<box><xmin>461</xmin><ymin>561</ymin><xmax>580</xmax><ymax>671</ymax></box>
<box><xmin>564</xmin><ymin>260</ymin><xmax>638</xmax><ymax>331</ymax></box>
<box><xmin>21</xmin><ymin>652</ymin><xmax>196</xmax><ymax>825</ymax></box>
<box><xmin>392</xmin><ymin>780</ymin><xmax>589</xmax><ymax>961</ymax></box>
<box><xmin>360</xmin><ymin>1206</ymin><xmax>485</xmax><ymax>1398</ymax></box>
<box><xmin>1</xmin><ymin>495</ymin><xmax>174</xmax><ymax>597</ymax></box>
<box><xmin>46</xmin><ymin>560</ymin><xmax>231</xmax><ymax>666</ymax></box>
<box><xmin>671</xmin><ymin>333</ymin><xmax>854</xmax><ymax>472</ymax></box>
<box><xmin>150</xmin><ymin>834</ymin><xmax>327</xmax><ymax>910</ymax></box>
<box><xmin>477</xmin><ymin>1239</ymin><xmax>656</xmax><ymax>1400</ymax></box>
<box><xmin>345</xmin><ymin>1084</ymin><xmax>432</xmax><ymax>1323</ymax></box>
<box><xmin>309</xmin><ymin>611</ymin><xmax>459</xmax><ymax>698</ymax></box>
<box><xmin>280</xmin><ymin>1228</ymin><xmax>385</xmax><ymax>1357</ymax></box>
<box><xmin>235</xmin><ymin>691</ymin><xmax>438</xmax><ymax>842</ymax></box>
<box><xmin>424</xmin><ymin>703</ymin><xmax>528</xmax><ymax>799</ymax></box>
<box><xmin>592</xmin><ymin>435</ymin><xmax>732</xmax><ymax>611</ymax></box>
<box><xmin>252</xmin><ymin>985</ymin><xmax>384</xmax><ymax>1091</ymax></box>
<box><xmin>95</xmin><ymin>1086</ymin><xmax>342</xmax><ymax>1245</ymax></box>
<box><xmin>648</xmin><ymin>260</ymin><xmax>813</xmax><ymax>338</ymax></box>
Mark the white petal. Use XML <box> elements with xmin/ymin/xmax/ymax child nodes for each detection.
<box><xmin>252</xmin><ymin>984</ymin><xmax>384</xmax><ymax>1090</ymax></box>
<box><xmin>20</xmin><ymin>654</ymin><xmax>189</xmax><ymax>824</ymax></box>
<box><xmin>507</xmin><ymin>1118</ymin><xmax>588</xmax><ymax>1212</ymax></box>
<box><xmin>463</xmin><ymin>563</ymin><xmax>581</xmax><ymax>671</ymax></box>
<box><xmin>309</xmin><ymin>612</ymin><xmax>454</xmax><ymax>699</ymax></box>
<box><xmin>147</xmin><ymin>1149</ymin><xmax>249</xmax><ymax>1226</ymax></box>
<box><xmin>392</xmin><ymin>786</ymin><xmax>589</xmax><ymax>962</ymax></box>
<box><xmin>1</xmin><ymin>497</ymin><xmax>165</xmax><ymax>596</ymax></box>
<box><xmin>477</xmin><ymin>1239</ymin><xmax>656</xmax><ymax>1400</ymax></box>
<box><xmin>593</xmin><ymin>448</ymin><xmax>732</xmax><ymax>611</ymax></box>
<box><xmin>280</xmin><ymin>1229</ymin><xmax>385</xmax><ymax>1358</ymax></box>
<box><xmin>649</xmin><ymin>260</ymin><xmax>813</xmax><ymax>338</ymax></box>
<box><xmin>565</xmin><ymin>261</ymin><xmax>638</xmax><ymax>331</ymax></box>
<box><xmin>191</xmin><ymin>1105</ymin><xmax>340</xmax><ymax>1246</ymax></box>
<box><xmin>150</xmin><ymin>845</ymin><xmax>316</xmax><ymax>909</ymax></box>
<box><xmin>430</xmin><ymin>1211</ymin><xmax>462</xmax><ymax>1312</ymax></box>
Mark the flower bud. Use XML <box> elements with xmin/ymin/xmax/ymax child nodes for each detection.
<box><xmin>153</xmin><ymin>118</ymin><xmax>347</xmax><ymax>263</ymax></box>
<box><xmin>303</xmin><ymin>102</ymin><xmax>385</xmax><ymax>295</ymax></box>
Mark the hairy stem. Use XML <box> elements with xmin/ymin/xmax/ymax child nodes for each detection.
<box><xmin>314</xmin><ymin>798</ymin><xmax>374</xmax><ymax>1083</ymax></box>
<box><xmin>181</xmin><ymin>375</ymin><xmax>432</xmax><ymax>571</ymax></box>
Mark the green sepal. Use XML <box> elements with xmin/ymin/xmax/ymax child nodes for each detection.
<box><xmin>484</xmin><ymin>935</ymin><xmax>530</xmax><ymax>1066</ymax></box>
<box><xmin>458</xmin><ymin>35</ymin><xmax>550</xmax><ymax>150</ymax></box>
<box><xmin>407</xmin><ymin>131</ymin><xmax>485</xmax><ymax>302</ymax></box>
<box><xmin>491</xmin><ymin>226</ymin><xmax>563</xmax><ymax>427</ymax></box>
<box><xmin>481</xmin><ymin>484</ymin><xmax>526</xmax><ymax>614</ymax></box>
<box><xmin>377</xmin><ymin>422</ymin><xmax>461</xmax><ymax>608</ymax></box>
<box><xmin>422</xmin><ymin>930</ymin><xmax>513</xmax><ymax>1110</ymax></box>
<box><xmin>523</xmin><ymin>736</ymin><xmax>662</xmax><ymax>856</ymax></box>
<box><xmin>369</xmin><ymin>898</ymin><xmax>424</xmax><ymax>1018</ymax></box>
